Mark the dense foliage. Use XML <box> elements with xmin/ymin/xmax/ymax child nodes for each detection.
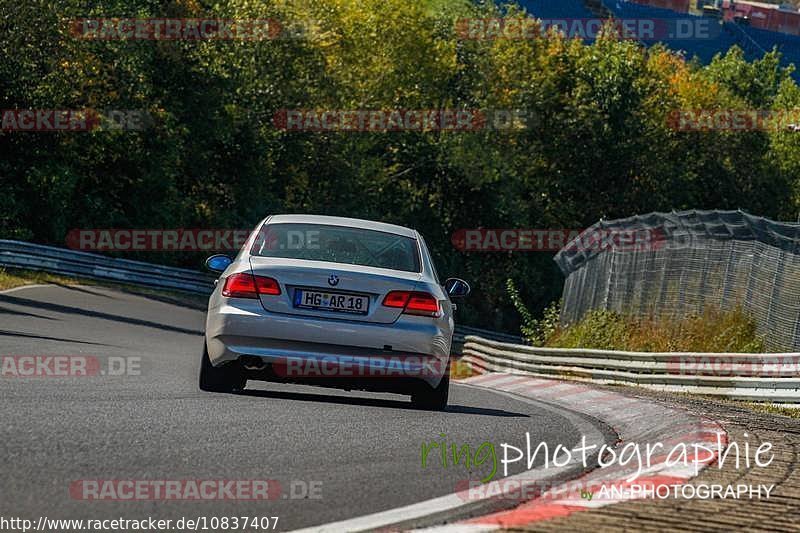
<box><xmin>544</xmin><ymin>307</ymin><xmax>765</xmax><ymax>353</ymax></box>
<box><xmin>2</xmin><ymin>0</ymin><xmax>800</xmax><ymax>331</ymax></box>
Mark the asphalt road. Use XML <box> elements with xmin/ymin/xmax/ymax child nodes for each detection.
<box><xmin>0</xmin><ymin>284</ymin><xmax>611</xmax><ymax>531</ymax></box>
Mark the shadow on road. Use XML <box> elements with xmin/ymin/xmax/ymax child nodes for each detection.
<box><xmin>47</xmin><ymin>282</ymin><xmax>117</xmax><ymax>299</ymax></box>
<box><xmin>0</xmin><ymin>329</ymin><xmax>113</xmax><ymax>346</ymax></box>
<box><xmin>0</xmin><ymin>294</ymin><xmax>203</xmax><ymax>336</ymax></box>
<box><xmin>235</xmin><ymin>387</ymin><xmax>530</xmax><ymax>417</ymax></box>
<box><xmin>0</xmin><ymin>305</ymin><xmax>56</xmax><ymax>320</ymax></box>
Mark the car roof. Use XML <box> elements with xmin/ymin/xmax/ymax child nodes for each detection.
<box><xmin>265</xmin><ymin>214</ymin><xmax>418</xmax><ymax>239</ymax></box>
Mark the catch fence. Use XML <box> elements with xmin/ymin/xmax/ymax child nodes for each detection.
<box><xmin>554</xmin><ymin>210</ymin><xmax>800</xmax><ymax>352</ymax></box>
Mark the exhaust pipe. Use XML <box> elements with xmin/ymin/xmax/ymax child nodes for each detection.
<box><xmin>241</xmin><ymin>356</ymin><xmax>267</xmax><ymax>371</ymax></box>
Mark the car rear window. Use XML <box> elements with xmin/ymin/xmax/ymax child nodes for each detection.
<box><xmin>251</xmin><ymin>223</ymin><xmax>421</xmax><ymax>273</ymax></box>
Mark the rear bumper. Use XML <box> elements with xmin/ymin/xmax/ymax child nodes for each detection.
<box><xmin>205</xmin><ymin>299</ymin><xmax>452</xmax><ymax>388</ymax></box>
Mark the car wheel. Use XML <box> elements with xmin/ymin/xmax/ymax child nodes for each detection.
<box><xmin>411</xmin><ymin>359</ymin><xmax>450</xmax><ymax>411</ymax></box>
<box><xmin>199</xmin><ymin>345</ymin><xmax>246</xmax><ymax>393</ymax></box>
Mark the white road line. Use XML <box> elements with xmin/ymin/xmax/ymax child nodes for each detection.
<box><xmin>287</xmin><ymin>381</ymin><xmax>612</xmax><ymax>533</ymax></box>
<box><xmin>411</xmin><ymin>524</ymin><xmax>498</xmax><ymax>532</ymax></box>
<box><xmin>0</xmin><ymin>284</ymin><xmax>51</xmax><ymax>295</ymax></box>
<box><xmin>287</xmin><ymin>461</ymin><xmax>579</xmax><ymax>533</ymax></box>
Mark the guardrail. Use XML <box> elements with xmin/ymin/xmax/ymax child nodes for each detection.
<box><xmin>0</xmin><ymin>240</ymin><xmax>521</xmax><ymax>351</ymax></box>
<box><xmin>0</xmin><ymin>240</ymin><xmax>215</xmax><ymax>294</ymax></box>
<box><xmin>462</xmin><ymin>336</ymin><xmax>800</xmax><ymax>403</ymax></box>
<box><xmin>450</xmin><ymin>325</ymin><xmax>524</xmax><ymax>354</ymax></box>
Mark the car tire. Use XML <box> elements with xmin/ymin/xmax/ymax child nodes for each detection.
<box><xmin>411</xmin><ymin>359</ymin><xmax>450</xmax><ymax>411</ymax></box>
<box><xmin>199</xmin><ymin>345</ymin><xmax>246</xmax><ymax>393</ymax></box>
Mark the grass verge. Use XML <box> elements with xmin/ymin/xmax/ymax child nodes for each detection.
<box><xmin>732</xmin><ymin>400</ymin><xmax>800</xmax><ymax>418</ymax></box>
<box><xmin>672</xmin><ymin>390</ymin><xmax>800</xmax><ymax>418</ymax></box>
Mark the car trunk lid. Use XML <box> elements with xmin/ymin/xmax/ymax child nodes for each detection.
<box><xmin>248</xmin><ymin>257</ymin><xmax>423</xmax><ymax>324</ymax></box>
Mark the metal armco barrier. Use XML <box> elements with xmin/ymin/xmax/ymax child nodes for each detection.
<box><xmin>450</xmin><ymin>325</ymin><xmax>524</xmax><ymax>354</ymax></box>
<box><xmin>462</xmin><ymin>335</ymin><xmax>800</xmax><ymax>404</ymax></box>
<box><xmin>0</xmin><ymin>240</ymin><xmax>520</xmax><ymax>352</ymax></box>
<box><xmin>0</xmin><ymin>240</ymin><xmax>215</xmax><ymax>294</ymax></box>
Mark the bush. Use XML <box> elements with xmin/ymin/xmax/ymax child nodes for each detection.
<box><xmin>545</xmin><ymin>306</ymin><xmax>765</xmax><ymax>353</ymax></box>
<box><xmin>546</xmin><ymin>309</ymin><xmax>631</xmax><ymax>351</ymax></box>
<box><xmin>507</xmin><ymin>278</ymin><xmax>560</xmax><ymax>345</ymax></box>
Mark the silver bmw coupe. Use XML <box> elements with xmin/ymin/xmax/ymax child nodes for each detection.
<box><xmin>200</xmin><ymin>214</ymin><xmax>470</xmax><ymax>410</ymax></box>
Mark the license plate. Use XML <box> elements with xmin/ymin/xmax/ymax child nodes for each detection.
<box><xmin>293</xmin><ymin>289</ymin><xmax>369</xmax><ymax>315</ymax></box>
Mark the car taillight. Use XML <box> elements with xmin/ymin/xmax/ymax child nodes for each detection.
<box><xmin>222</xmin><ymin>273</ymin><xmax>281</xmax><ymax>298</ymax></box>
<box><xmin>382</xmin><ymin>291</ymin><xmax>440</xmax><ymax>317</ymax></box>
<box><xmin>382</xmin><ymin>291</ymin><xmax>410</xmax><ymax>308</ymax></box>
<box><xmin>254</xmin><ymin>275</ymin><xmax>281</xmax><ymax>295</ymax></box>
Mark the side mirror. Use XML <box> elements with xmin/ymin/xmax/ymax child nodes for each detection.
<box><xmin>205</xmin><ymin>254</ymin><xmax>232</xmax><ymax>273</ymax></box>
<box><xmin>444</xmin><ymin>278</ymin><xmax>471</xmax><ymax>298</ymax></box>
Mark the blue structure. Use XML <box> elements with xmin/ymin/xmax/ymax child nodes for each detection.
<box><xmin>600</xmin><ymin>0</ymin><xmax>799</xmax><ymax>76</ymax></box>
<box><xmin>514</xmin><ymin>0</ymin><xmax>594</xmax><ymax>19</ymax></box>
<box><xmin>513</xmin><ymin>0</ymin><xmax>800</xmax><ymax>78</ymax></box>
<box><xmin>738</xmin><ymin>24</ymin><xmax>800</xmax><ymax>60</ymax></box>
